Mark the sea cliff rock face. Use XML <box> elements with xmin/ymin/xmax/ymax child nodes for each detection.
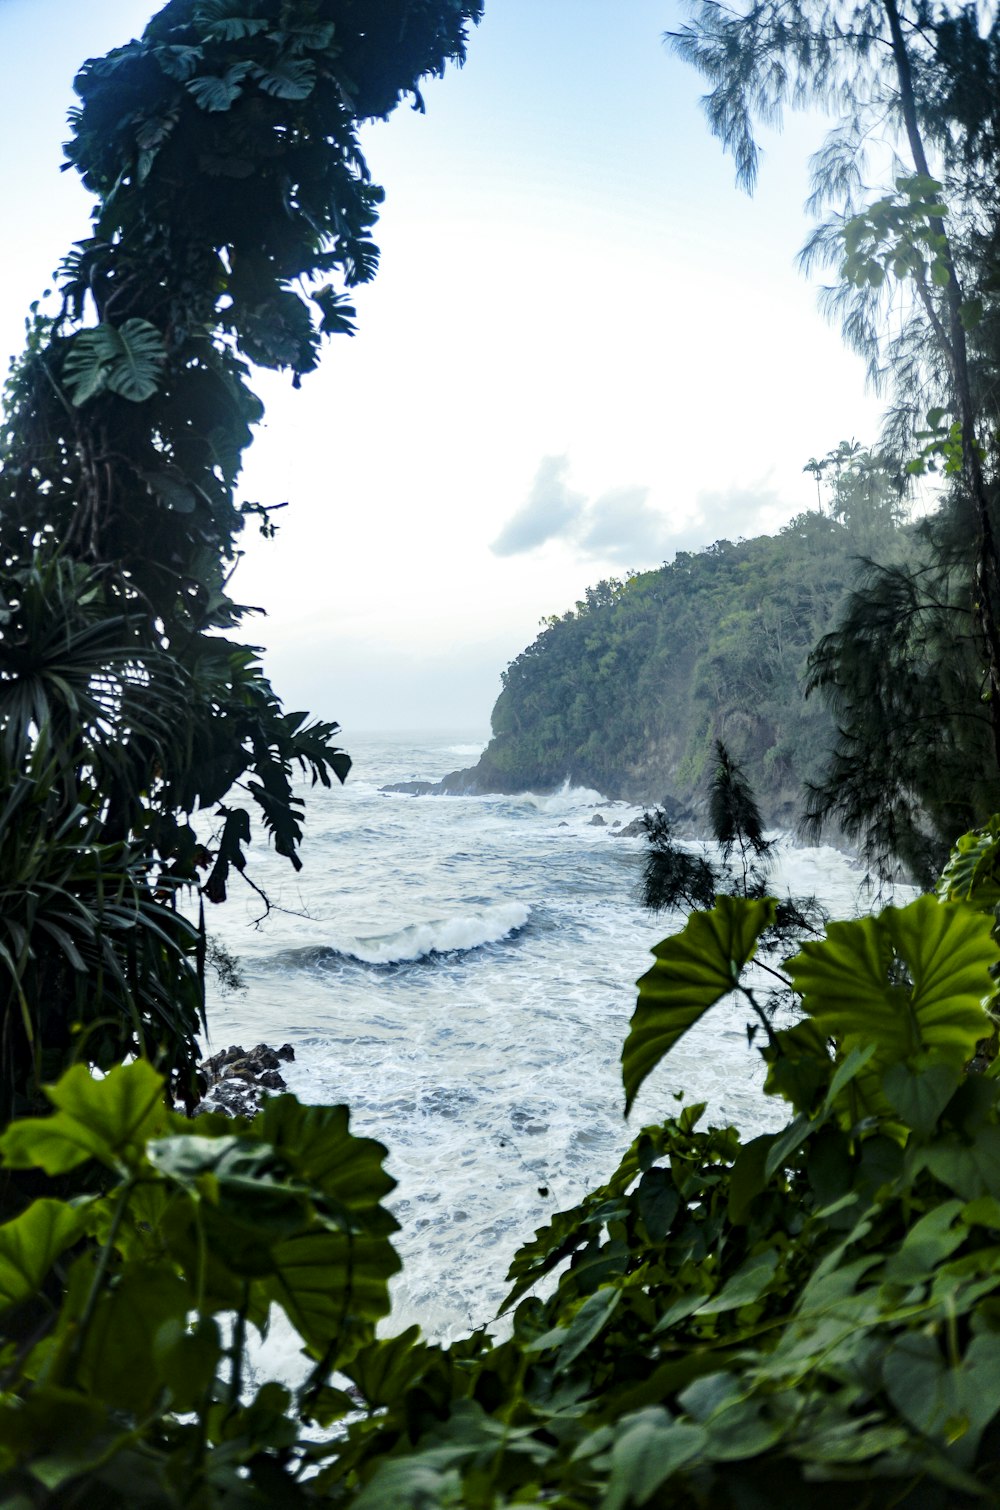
<box><xmin>387</xmin><ymin>517</ymin><xmax>904</xmax><ymax>823</ymax></box>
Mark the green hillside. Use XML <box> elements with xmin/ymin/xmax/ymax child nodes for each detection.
<box><xmin>465</xmin><ymin>502</ymin><xmax>909</xmax><ymax>823</ymax></box>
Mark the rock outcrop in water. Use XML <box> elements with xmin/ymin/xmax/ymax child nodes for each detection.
<box><xmin>195</xmin><ymin>1041</ymin><xmax>295</xmax><ymax>1118</ymax></box>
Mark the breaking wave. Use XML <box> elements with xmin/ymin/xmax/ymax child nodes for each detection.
<box><xmin>274</xmin><ymin>901</ymin><xmax>530</xmax><ymax>969</ymax></box>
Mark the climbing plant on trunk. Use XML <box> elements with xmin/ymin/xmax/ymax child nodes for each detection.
<box><xmin>0</xmin><ymin>0</ymin><xmax>482</xmax><ymax>1118</ymax></box>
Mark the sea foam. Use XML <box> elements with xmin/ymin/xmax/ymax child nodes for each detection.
<box><xmin>277</xmin><ymin>901</ymin><xmax>531</xmax><ymax>969</ymax></box>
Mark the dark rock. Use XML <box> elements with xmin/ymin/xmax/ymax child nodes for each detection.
<box><xmin>194</xmin><ymin>1038</ymin><xmax>293</xmax><ymax>1119</ymax></box>
<box><xmin>246</xmin><ymin>1044</ymin><xmax>281</xmax><ymax>1071</ymax></box>
<box><xmin>612</xmin><ymin>816</ymin><xmax>646</xmax><ymax>839</ymax></box>
<box><xmin>380</xmin><ymin>766</ymin><xmax>486</xmax><ymax>797</ymax></box>
<box><xmin>588</xmin><ymin>813</ymin><xmax>606</xmax><ymax>827</ymax></box>
<box><xmin>257</xmin><ymin>1069</ymin><xmax>287</xmax><ymax>1091</ymax></box>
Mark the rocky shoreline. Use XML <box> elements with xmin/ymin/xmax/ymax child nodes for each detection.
<box><xmin>195</xmin><ymin>1041</ymin><xmax>296</xmax><ymax>1118</ymax></box>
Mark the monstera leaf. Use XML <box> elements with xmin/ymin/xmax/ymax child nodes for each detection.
<box><xmin>623</xmin><ymin>896</ymin><xmax>775</xmax><ymax>1114</ymax></box>
<box><xmin>787</xmin><ymin>895</ymin><xmax>994</xmax><ymax>1072</ymax></box>
<box><xmin>62</xmin><ymin>319</ymin><xmax>167</xmax><ymax>404</ymax></box>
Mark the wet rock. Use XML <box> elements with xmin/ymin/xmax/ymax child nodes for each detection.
<box><xmin>611</xmin><ymin>816</ymin><xmax>646</xmax><ymax>838</ymax></box>
<box><xmin>257</xmin><ymin>1069</ymin><xmax>287</xmax><ymax>1091</ymax></box>
<box><xmin>588</xmin><ymin>813</ymin><xmax>606</xmax><ymax>827</ymax></box>
<box><xmin>193</xmin><ymin>1039</ymin><xmax>292</xmax><ymax>1118</ymax></box>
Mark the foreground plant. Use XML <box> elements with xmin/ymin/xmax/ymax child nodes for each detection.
<box><xmin>0</xmin><ymin>1060</ymin><xmax>399</xmax><ymax>1505</ymax></box>
<box><xmin>0</xmin><ymin>0</ymin><xmax>483</xmax><ymax>1121</ymax></box>
<box><xmin>5</xmin><ymin>882</ymin><xmax>1000</xmax><ymax>1506</ymax></box>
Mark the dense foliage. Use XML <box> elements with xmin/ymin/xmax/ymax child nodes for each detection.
<box><xmin>0</xmin><ymin>0</ymin><xmax>482</xmax><ymax>1121</ymax></box>
<box><xmin>5</xmin><ymin>874</ymin><xmax>1000</xmax><ymax>1505</ymax></box>
<box><xmin>6</xmin><ymin>3</ymin><xmax>1000</xmax><ymax>1506</ymax></box>
<box><xmin>667</xmin><ymin>0</ymin><xmax>1000</xmax><ymax>877</ymax></box>
<box><xmin>466</xmin><ymin>487</ymin><xmax>907</xmax><ymax>823</ymax></box>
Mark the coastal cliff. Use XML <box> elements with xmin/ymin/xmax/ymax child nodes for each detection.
<box><xmin>393</xmin><ymin>508</ymin><xmax>910</xmax><ymax>823</ymax></box>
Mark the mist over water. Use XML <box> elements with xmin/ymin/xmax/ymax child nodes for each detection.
<box><xmin>200</xmin><ymin>732</ymin><xmax>907</xmax><ymax>1374</ymax></box>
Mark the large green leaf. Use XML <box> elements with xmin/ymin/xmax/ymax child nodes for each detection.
<box><xmin>261</xmin><ymin>1226</ymin><xmax>401</xmax><ymax>1364</ymax></box>
<box><xmin>345</xmin><ymin>1326</ymin><xmax>430</xmax><ymax>1410</ymax></box>
<box><xmin>186</xmin><ymin>65</ymin><xmax>249</xmax><ymax>111</ymax></box>
<box><xmin>61</xmin><ymin>320</ymin><xmax>166</xmax><ymax>404</ymax></box>
<box><xmin>0</xmin><ymin>1061</ymin><xmax>167</xmax><ymax>1173</ymax></box>
<box><xmin>253</xmin><ymin>1099</ymin><xmax>401</xmax><ymax>1363</ymax></box>
<box><xmin>883</xmin><ymin>1330</ymin><xmax>1000</xmax><ymax>1468</ymax></box>
<box><xmin>104</xmin><ymin>319</ymin><xmax>168</xmax><ymax>401</ymax></box>
<box><xmin>603</xmin><ymin>1408</ymin><xmax>707</xmax><ymax>1510</ymax></box>
<box><xmin>787</xmin><ymin>895</ymin><xmax>994</xmax><ymax>1071</ymax></box>
<box><xmin>0</xmin><ymin>1199</ymin><xmax>90</xmax><ymax>1310</ymax></box>
<box><xmin>75</xmin><ymin>1262</ymin><xmax>194</xmax><ymax>1413</ymax></box>
<box><xmin>623</xmin><ymin>897</ymin><xmax>776</xmax><ymax>1114</ymax></box>
<box><xmin>250</xmin><ymin>58</ymin><xmax>316</xmax><ymax>99</ymax></box>
<box><xmin>60</xmin><ymin>325</ymin><xmax>121</xmax><ymax>404</ymax></box>
<box><xmin>257</xmin><ymin>1097</ymin><xmax>397</xmax><ymax>1213</ymax></box>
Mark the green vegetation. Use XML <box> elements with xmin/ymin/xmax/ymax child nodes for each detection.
<box><xmin>7</xmin><ymin>880</ymin><xmax>1000</xmax><ymax>1505</ymax></box>
<box><xmin>0</xmin><ymin>0</ymin><xmax>481</xmax><ymax>1124</ymax></box>
<box><xmin>471</xmin><ymin>467</ymin><xmax>906</xmax><ymax>823</ymax></box>
<box><xmin>4</xmin><ymin>0</ymin><xmax>1000</xmax><ymax>1506</ymax></box>
<box><xmin>673</xmin><ymin>0</ymin><xmax>1000</xmax><ymax>880</ymax></box>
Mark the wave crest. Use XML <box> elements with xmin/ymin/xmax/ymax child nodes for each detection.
<box><xmin>279</xmin><ymin>902</ymin><xmax>530</xmax><ymax>969</ymax></box>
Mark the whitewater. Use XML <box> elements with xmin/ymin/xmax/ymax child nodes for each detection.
<box><xmin>198</xmin><ymin>730</ymin><xmax>904</xmax><ymax>1374</ymax></box>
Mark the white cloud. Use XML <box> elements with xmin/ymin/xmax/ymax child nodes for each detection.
<box><xmin>490</xmin><ymin>455</ymin><xmax>585</xmax><ymax>556</ymax></box>
<box><xmin>579</xmin><ymin>485</ymin><xmax>671</xmax><ymax>565</ymax></box>
<box><xmin>490</xmin><ymin>463</ymin><xmax>793</xmax><ymax>573</ymax></box>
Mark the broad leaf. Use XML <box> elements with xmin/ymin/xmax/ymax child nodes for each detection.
<box><xmin>103</xmin><ymin>318</ymin><xmax>167</xmax><ymax>401</ymax></box>
<box><xmin>636</xmin><ymin>1166</ymin><xmax>679</xmax><ymax>1243</ymax></box>
<box><xmin>186</xmin><ymin>69</ymin><xmax>246</xmax><ymax>111</ymax></box>
<box><xmin>526</xmin><ymin>1286</ymin><xmax>620</xmax><ymax>1365</ymax></box>
<box><xmin>882</xmin><ymin>1061</ymin><xmax>959</xmax><ymax>1136</ymax></box>
<box><xmin>883</xmin><ymin>1331</ymin><xmax>1000</xmax><ymax>1467</ymax></box>
<box><xmin>61</xmin><ymin>320</ymin><xmax>166</xmax><ymax>405</ymax></box>
<box><xmin>937</xmin><ymin>819</ymin><xmax>1000</xmax><ymax>911</ymax></box>
<box><xmin>623</xmin><ymin>897</ymin><xmax>776</xmax><ymax>1114</ymax></box>
<box><xmin>0</xmin><ymin>1061</ymin><xmax>167</xmax><ymax>1173</ymax></box>
<box><xmin>603</xmin><ymin>1409</ymin><xmax>707</xmax><ymax>1510</ymax></box>
<box><xmin>203</xmin><ymin>16</ymin><xmax>268</xmax><ymax>40</ymax></box>
<box><xmin>346</xmin><ymin>1326</ymin><xmax>431</xmax><ymax>1410</ymax></box>
<box><xmin>787</xmin><ymin>895</ymin><xmax>994</xmax><ymax>1072</ymax></box>
<box><xmin>261</xmin><ymin>1226</ymin><xmax>401</xmax><ymax>1364</ymax></box>
<box><xmin>257</xmin><ymin>1097</ymin><xmax>397</xmax><ymax>1212</ymax></box>
<box><xmin>250</xmin><ymin>58</ymin><xmax>316</xmax><ymax>100</ymax></box>
<box><xmin>76</xmin><ymin>1262</ymin><xmax>194</xmax><ymax>1412</ymax></box>
<box><xmin>0</xmin><ymin>1199</ymin><xmax>89</xmax><ymax>1310</ymax></box>
<box><xmin>696</xmin><ymin>1248</ymin><xmax>779</xmax><ymax>1314</ymax></box>
<box><xmin>61</xmin><ymin>326</ymin><xmax>120</xmax><ymax>405</ymax></box>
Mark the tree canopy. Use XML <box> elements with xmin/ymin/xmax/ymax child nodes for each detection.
<box><xmin>461</xmin><ymin>486</ymin><xmax>908</xmax><ymax>824</ymax></box>
<box><xmin>0</xmin><ymin>0</ymin><xmax>482</xmax><ymax>1119</ymax></box>
<box><xmin>667</xmin><ymin>0</ymin><xmax>1000</xmax><ymax>875</ymax></box>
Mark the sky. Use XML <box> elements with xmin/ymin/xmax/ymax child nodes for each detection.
<box><xmin>0</xmin><ymin>0</ymin><xmax>888</xmax><ymax>733</ymax></box>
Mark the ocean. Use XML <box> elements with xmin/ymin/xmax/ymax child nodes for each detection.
<box><xmin>198</xmin><ymin>730</ymin><xmax>902</xmax><ymax>1375</ymax></box>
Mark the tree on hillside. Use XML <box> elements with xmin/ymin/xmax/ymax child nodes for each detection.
<box><xmin>670</xmin><ymin>0</ymin><xmax>1000</xmax><ymax>877</ymax></box>
<box><xmin>0</xmin><ymin>0</ymin><xmax>482</xmax><ymax>1122</ymax></box>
